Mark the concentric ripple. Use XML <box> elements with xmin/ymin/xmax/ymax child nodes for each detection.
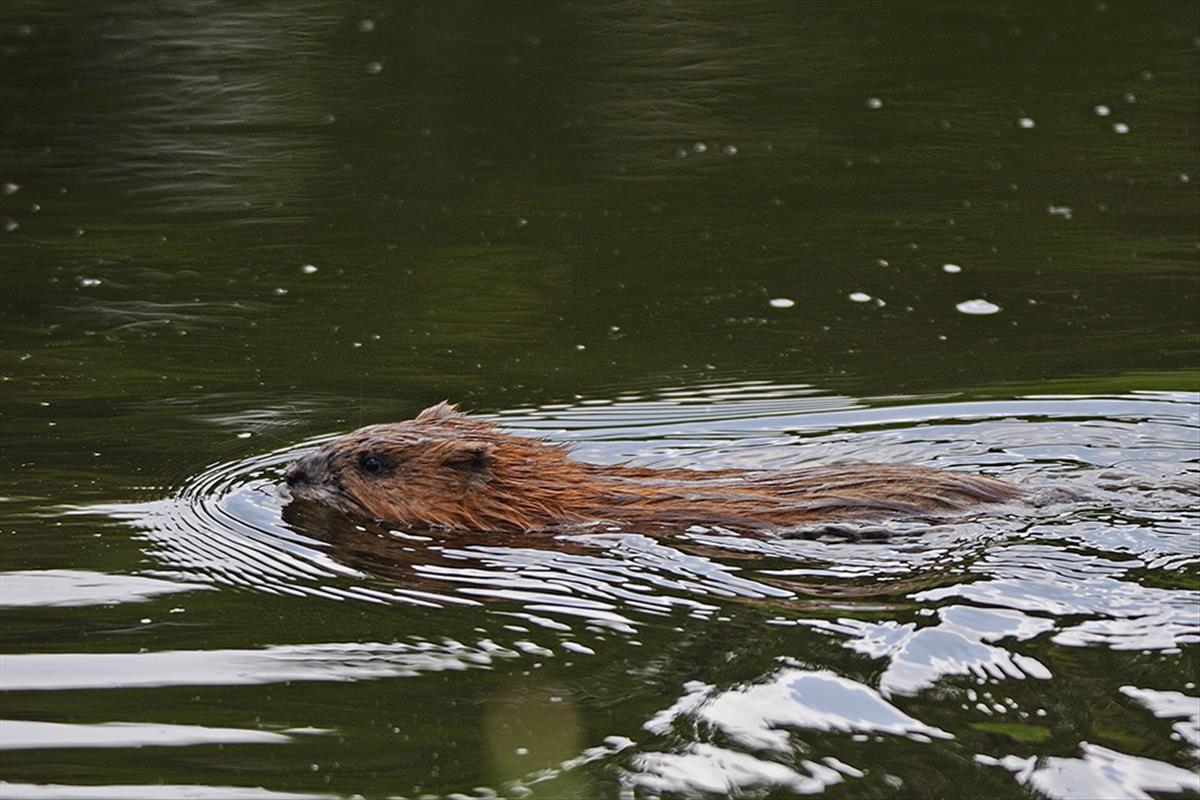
<box><xmin>81</xmin><ymin>439</ymin><xmax>382</xmax><ymax>597</ymax></box>
<box><xmin>73</xmin><ymin>384</ymin><xmax>1199</xmax><ymax>632</ymax></box>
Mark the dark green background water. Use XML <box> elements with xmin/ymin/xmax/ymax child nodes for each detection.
<box><xmin>1</xmin><ymin>2</ymin><xmax>1198</xmax><ymax>799</ymax></box>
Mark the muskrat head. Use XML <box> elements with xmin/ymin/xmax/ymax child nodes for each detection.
<box><xmin>285</xmin><ymin>400</ymin><xmax>576</xmax><ymax>532</ymax></box>
<box><xmin>283</xmin><ymin>402</ymin><xmax>506</xmax><ymax>528</ymax></box>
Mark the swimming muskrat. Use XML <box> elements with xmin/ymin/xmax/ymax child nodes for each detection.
<box><xmin>283</xmin><ymin>402</ymin><xmax>1018</xmax><ymax>533</ymax></box>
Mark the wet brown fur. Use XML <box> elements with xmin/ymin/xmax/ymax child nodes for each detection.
<box><xmin>284</xmin><ymin>402</ymin><xmax>1019</xmax><ymax>533</ymax></box>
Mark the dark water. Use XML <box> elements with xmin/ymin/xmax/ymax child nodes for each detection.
<box><xmin>1</xmin><ymin>2</ymin><xmax>1198</xmax><ymax>798</ymax></box>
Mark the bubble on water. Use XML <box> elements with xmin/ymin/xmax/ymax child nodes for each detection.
<box><xmin>942</xmin><ymin>263</ymin><xmax>962</xmax><ymax>273</ymax></box>
<box><xmin>575</xmin><ymin>344</ymin><xmax>586</xmax><ymax>351</ymax></box>
<box><xmin>78</xmin><ymin>277</ymin><xmax>102</xmax><ymax>287</ymax></box>
<box><xmin>1047</xmin><ymin>205</ymin><xmax>1073</xmax><ymax>219</ymax></box>
<box><xmin>768</xmin><ymin>298</ymin><xmax>795</xmax><ymax>309</ymax></box>
<box><xmin>236</xmin><ymin>432</ymin><xmax>252</xmax><ymax>439</ymax></box>
<box><xmin>300</xmin><ymin>264</ymin><xmax>318</xmax><ymax>274</ymax></box>
<box><xmin>692</xmin><ymin>142</ymin><xmax>707</xmax><ymax>154</ymax></box>
<box><xmin>866</xmin><ymin>97</ymin><xmax>883</xmax><ymax>109</ymax></box>
<box><xmin>956</xmin><ymin>298</ymin><xmax>1001</xmax><ymax>315</ymax></box>
<box><xmin>722</xmin><ymin>145</ymin><xmax>738</xmax><ymax>156</ymax></box>
<box><xmin>1124</xmin><ymin>92</ymin><xmax>1137</xmax><ymax>103</ymax></box>
<box><xmin>516</xmin><ymin>217</ymin><xmax>528</xmax><ymax>227</ymax></box>
<box><xmin>848</xmin><ymin>292</ymin><xmax>872</xmax><ymax>303</ymax></box>
<box><xmin>273</xmin><ymin>287</ymin><xmax>288</xmax><ymax>295</ymax></box>
<box><xmin>1140</xmin><ymin>70</ymin><xmax>1154</xmax><ymax>81</ymax></box>
<box><xmin>1018</xmin><ymin>117</ymin><xmax>1036</xmax><ymax>129</ymax></box>
<box><xmin>366</xmin><ymin>62</ymin><xmax>383</xmax><ymax>74</ymax></box>
<box><xmin>877</xmin><ymin>259</ymin><xmax>890</xmax><ymax>267</ymax></box>
<box><xmin>1113</xmin><ymin>122</ymin><xmax>1130</xmax><ymax>134</ymax></box>
<box><xmin>1181</xmin><ymin>174</ymin><xmax>1192</xmax><ymax>184</ymax></box>
<box><xmin>3</xmin><ymin>182</ymin><xmax>18</xmax><ymax>195</ymax></box>
<box><xmin>357</xmin><ymin>19</ymin><xmax>376</xmax><ymax>32</ymax></box>
<box><xmin>1094</xmin><ymin>104</ymin><xmax>1111</xmax><ymax>116</ymax></box>
<box><xmin>3</xmin><ymin>219</ymin><xmax>15</xmax><ymax>232</ymax></box>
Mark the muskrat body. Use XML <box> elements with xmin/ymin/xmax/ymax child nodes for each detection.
<box><xmin>283</xmin><ymin>402</ymin><xmax>1018</xmax><ymax>533</ymax></box>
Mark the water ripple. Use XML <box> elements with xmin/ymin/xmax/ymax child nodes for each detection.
<box><xmin>51</xmin><ymin>383</ymin><xmax>1199</xmax><ymax>798</ymax></box>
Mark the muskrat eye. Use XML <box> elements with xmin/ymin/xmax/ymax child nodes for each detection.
<box><xmin>358</xmin><ymin>454</ymin><xmax>386</xmax><ymax>474</ymax></box>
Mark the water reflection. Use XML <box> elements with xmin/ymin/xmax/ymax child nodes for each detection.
<box><xmin>0</xmin><ymin>569</ymin><xmax>211</xmax><ymax>608</ymax></box>
<box><xmin>793</xmin><ymin>604</ymin><xmax>1054</xmax><ymax>697</ymax></box>
<box><xmin>3</xmin><ymin>0</ymin><xmax>1197</xmax><ymax>795</ymax></box>
<box><xmin>1120</xmin><ymin>686</ymin><xmax>1200</xmax><ymax>759</ymax></box>
<box><xmin>0</xmin><ymin>638</ymin><xmax>513</xmax><ymax>691</ymax></box>
<box><xmin>646</xmin><ymin>666</ymin><xmax>953</xmax><ymax>745</ymax></box>
<box><xmin>977</xmin><ymin>744</ymin><xmax>1200</xmax><ymax>800</ymax></box>
<box><xmin>0</xmin><ymin>783</ymin><xmax>335</xmax><ymax>800</ymax></box>
<box><xmin>628</xmin><ymin>743</ymin><xmax>855</xmax><ymax>796</ymax></box>
<box><xmin>630</xmin><ymin>664</ymin><xmax>949</xmax><ymax>794</ymax></box>
<box><xmin>0</xmin><ymin>719</ymin><xmax>311</xmax><ymax>750</ymax></box>
<box><xmin>39</xmin><ymin>383</ymin><xmax>1196</xmax><ymax>794</ymax></box>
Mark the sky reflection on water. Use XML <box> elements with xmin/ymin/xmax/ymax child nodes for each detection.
<box><xmin>8</xmin><ymin>385</ymin><xmax>1195</xmax><ymax>797</ymax></box>
<box><xmin>2</xmin><ymin>0</ymin><xmax>1197</xmax><ymax>795</ymax></box>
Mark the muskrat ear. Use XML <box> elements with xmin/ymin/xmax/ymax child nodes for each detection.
<box><xmin>439</xmin><ymin>440</ymin><xmax>494</xmax><ymax>476</ymax></box>
<box><xmin>416</xmin><ymin>401</ymin><xmax>462</xmax><ymax>423</ymax></box>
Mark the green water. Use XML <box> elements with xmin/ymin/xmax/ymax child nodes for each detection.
<box><xmin>1</xmin><ymin>2</ymin><xmax>1198</xmax><ymax>799</ymax></box>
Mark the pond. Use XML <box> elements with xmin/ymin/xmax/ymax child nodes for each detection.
<box><xmin>1</xmin><ymin>2</ymin><xmax>1197</xmax><ymax>798</ymax></box>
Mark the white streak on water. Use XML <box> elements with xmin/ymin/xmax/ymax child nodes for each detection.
<box><xmin>0</xmin><ymin>719</ymin><xmax>316</xmax><ymax>750</ymax></box>
<box><xmin>0</xmin><ymin>640</ymin><xmax>516</xmax><ymax>691</ymax></box>
<box><xmin>0</xmin><ymin>570</ymin><xmax>212</xmax><ymax>608</ymax></box>
<box><xmin>977</xmin><ymin>743</ymin><xmax>1200</xmax><ymax>799</ymax></box>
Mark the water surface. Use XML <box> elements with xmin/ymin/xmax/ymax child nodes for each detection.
<box><xmin>1</xmin><ymin>1</ymin><xmax>1197</xmax><ymax>798</ymax></box>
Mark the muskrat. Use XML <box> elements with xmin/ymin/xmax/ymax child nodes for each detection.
<box><xmin>283</xmin><ymin>402</ymin><xmax>1018</xmax><ymax>533</ymax></box>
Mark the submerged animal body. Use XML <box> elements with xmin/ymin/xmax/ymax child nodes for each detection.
<box><xmin>283</xmin><ymin>403</ymin><xmax>1018</xmax><ymax>533</ymax></box>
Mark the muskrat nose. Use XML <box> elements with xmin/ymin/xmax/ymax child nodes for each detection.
<box><xmin>284</xmin><ymin>461</ymin><xmax>309</xmax><ymax>487</ymax></box>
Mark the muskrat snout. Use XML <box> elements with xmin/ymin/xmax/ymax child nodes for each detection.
<box><xmin>281</xmin><ymin>450</ymin><xmax>351</xmax><ymax>510</ymax></box>
<box><xmin>284</xmin><ymin>455</ymin><xmax>317</xmax><ymax>488</ymax></box>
